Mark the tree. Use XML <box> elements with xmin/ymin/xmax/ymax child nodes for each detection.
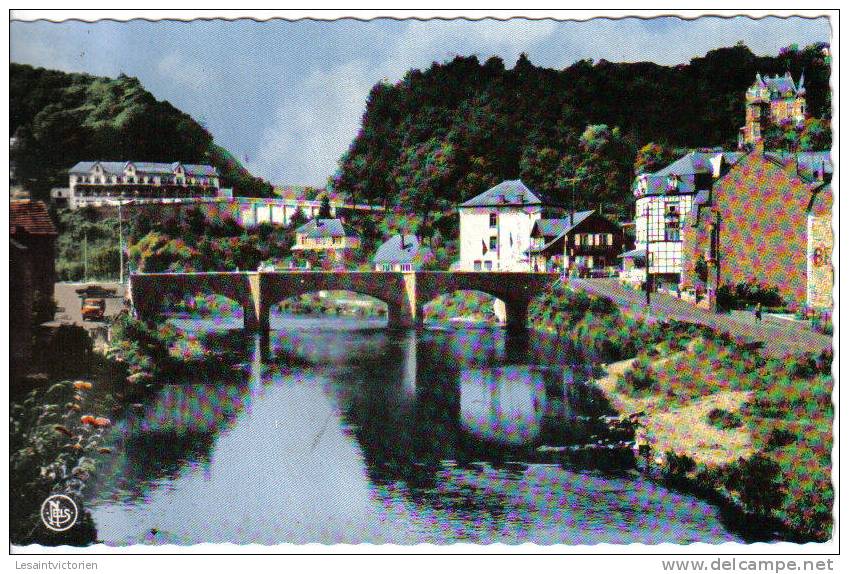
<box><xmin>799</xmin><ymin>118</ymin><xmax>832</xmax><ymax>151</ymax></box>
<box><xmin>318</xmin><ymin>195</ymin><xmax>332</xmax><ymax>219</ymax></box>
<box><xmin>634</xmin><ymin>142</ymin><xmax>678</xmax><ymax>176</ymax></box>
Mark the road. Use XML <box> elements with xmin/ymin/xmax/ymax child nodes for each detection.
<box><xmin>53</xmin><ymin>282</ymin><xmax>127</xmax><ymax>329</ymax></box>
<box><xmin>568</xmin><ymin>278</ymin><xmax>832</xmax><ymax>357</ymax></box>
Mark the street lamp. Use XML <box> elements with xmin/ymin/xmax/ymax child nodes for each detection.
<box><xmin>560</xmin><ymin>174</ymin><xmax>589</xmax><ymax>278</ymax></box>
<box><xmin>111</xmin><ymin>199</ymin><xmax>135</xmax><ymax>285</ymax></box>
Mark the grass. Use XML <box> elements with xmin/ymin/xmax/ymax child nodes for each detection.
<box><xmin>529</xmin><ymin>283</ymin><xmax>834</xmax><ymax>541</ymax></box>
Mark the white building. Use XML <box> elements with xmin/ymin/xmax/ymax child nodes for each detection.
<box><xmin>373</xmin><ymin>235</ymin><xmax>432</xmax><ymax>272</ymax></box>
<box><xmin>458</xmin><ymin>180</ymin><xmax>544</xmax><ymax>272</ymax></box>
<box><xmin>66</xmin><ymin>161</ymin><xmax>220</xmax><ymax>209</ymax></box>
<box><xmin>624</xmin><ymin>151</ymin><xmax>743</xmax><ymax>288</ymax></box>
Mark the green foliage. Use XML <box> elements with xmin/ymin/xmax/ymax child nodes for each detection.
<box><xmin>707</xmin><ymin>408</ymin><xmax>743</xmax><ymax>430</ymax></box>
<box><xmin>662</xmin><ymin>451</ymin><xmax>697</xmax><ymax>479</ymax></box>
<box><xmin>333</xmin><ymin>45</ymin><xmax>831</xmax><ymax>219</ymax></box>
<box><xmin>634</xmin><ymin>142</ymin><xmax>680</xmax><ymax>176</ymax></box>
<box><xmin>10</xmin><ymin>381</ymin><xmax>107</xmax><ymax>545</ymax></box>
<box><xmin>616</xmin><ymin>355</ymin><xmax>658</xmax><ymax>394</ymax></box>
<box><xmin>716</xmin><ymin>280</ymin><xmax>785</xmax><ymax>311</ymax></box>
<box><xmin>127</xmin><ymin>205</ymin><xmax>302</xmax><ymax>272</ymax></box>
<box><xmin>10</xmin><ymin>63</ymin><xmax>272</xmax><ymax>201</ymax></box>
<box><xmin>424</xmin><ymin>291</ymin><xmax>499</xmax><ymax>323</ymax></box>
<box><xmin>728</xmin><ymin>454</ymin><xmax>786</xmax><ymax>514</ymax></box>
<box><xmin>55</xmin><ymin>208</ymin><xmax>121</xmax><ymax>281</ymax></box>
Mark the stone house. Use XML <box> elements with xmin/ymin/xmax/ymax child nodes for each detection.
<box><xmin>625</xmin><ymin>151</ymin><xmax>744</xmax><ymax>289</ymax></box>
<box><xmin>11</xmin><ymin>200</ymin><xmax>58</xmax><ymax>379</ymax></box>
<box><xmin>680</xmin><ymin>151</ymin><xmax>831</xmax><ymax>308</ymax></box>
<box><xmin>739</xmin><ymin>72</ymin><xmax>807</xmax><ymax>148</ymax></box>
<box><xmin>806</xmin><ymin>184</ymin><xmax>833</xmax><ymax>310</ymax></box>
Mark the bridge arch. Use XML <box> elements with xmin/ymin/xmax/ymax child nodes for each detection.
<box><xmin>259</xmin><ymin>271</ymin><xmax>416</xmax><ymax>329</ymax></box>
<box><xmin>130</xmin><ymin>272</ymin><xmax>259</xmax><ymax>329</ymax></box>
<box><xmin>415</xmin><ymin>272</ymin><xmax>558</xmax><ymax>329</ymax></box>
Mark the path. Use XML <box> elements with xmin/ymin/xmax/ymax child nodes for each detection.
<box><xmin>568</xmin><ymin>278</ymin><xmax>832</xmax><ymax>357</ymax></box>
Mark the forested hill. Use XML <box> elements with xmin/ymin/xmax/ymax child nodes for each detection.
<box><xmin>10</xmin><ymin>63</ymin><xmax>275</xmax><ymax>201</ymax></box>
<box><xmin>331</xmin><ymin>43</ymin><xmax>831</xmax><ymax>220</ymax></box>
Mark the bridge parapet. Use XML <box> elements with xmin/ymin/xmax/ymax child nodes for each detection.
<box><xmin>129</xmin><ymin>271</ymin><xmax>559</xmax><ymax>331</ymax></box>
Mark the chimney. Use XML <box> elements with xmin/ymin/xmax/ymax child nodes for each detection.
<box><xmin>400</xmin><ymin>234</ymin><xmax>406</xmax><ymax>250</ymax></box>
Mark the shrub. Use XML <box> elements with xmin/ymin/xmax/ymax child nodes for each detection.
<box><xmin>707</xmin><ymin>408</ymin><xmax>743</xmax><ymax>430</ymax></box>
<box><xmin>728</xmin><ymin>454</ymin><xmax>786</xmax><ymax>515</ymax></box>
<box><xmin>663</xmin><ymin>451</ymin><xmax>696</xmax><ymax>479</ymax></box>
<box><xmin>765</xmin><ymin>428</ymin><xmax>797</xmax><ymax>450</ymax></box>
<box><xmin>616</xmin><ymin>356</ymin><xmax>657</xmax><ymax>394</ymax></box>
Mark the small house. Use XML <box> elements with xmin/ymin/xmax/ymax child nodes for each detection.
<box><xmin>527</xmin><ymin>210</ymin><xmax>626</xmax><ymax>275</ymax></box>
<box><xmin>373</xmin><ymin>235</ymin><xmax>432</xmax><ymax>272</ymax></box>
<box><xmin>292</xmin><ymin>218</ymin><xmax>360</xmax><ymax>251</ymax></box>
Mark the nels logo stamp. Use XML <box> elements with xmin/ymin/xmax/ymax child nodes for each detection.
<box><xmin>40</xmin><ymin>494</ymin><xmax>79</xmax><ymax>532</ymax></box>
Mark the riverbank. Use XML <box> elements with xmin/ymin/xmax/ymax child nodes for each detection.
<box><xmin>527</xmin><ymin>282</ymin><xmax>834</xmax><ymax>542</ymax></box>
<box><xmin>10</xmin><ymin>312</ymin><xmax>201</xmax><ymax>546</ymax></box>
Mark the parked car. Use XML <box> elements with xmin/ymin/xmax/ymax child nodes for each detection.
<box><xmin>81</xmin><ymin>298</ymin><xmax>106</xmax><ymax>321</ymax></box>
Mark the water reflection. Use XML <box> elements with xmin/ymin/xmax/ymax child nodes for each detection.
<box><xmin>88</xmin><ymin>319</ymin><xmax>749</xmax><ymax>545</ymax></box>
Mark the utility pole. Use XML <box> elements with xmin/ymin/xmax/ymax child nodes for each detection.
<box><xmin>83</xmin><ymin>231</ymin><xmax>88</xmax><ymax>284</ymax></box>
<box><xmin>644</xmin><ymin>202</ymin><xmax>651</xmax><ymax>307</ymax></box>
<box><xmin>118</xmin><ymin>201</ymin><xmax>124</xmax><ymax>284</ymax></box>
<box><xmin>561</xmin><ymin>175</ymin><xmax>587</xmax><ymax>278</ymax></box>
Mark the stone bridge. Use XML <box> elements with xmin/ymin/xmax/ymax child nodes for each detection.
<box><xmin>129</xmin><ymin>271</ymin><xmax>560</xmax><ymax>330</ymax></box>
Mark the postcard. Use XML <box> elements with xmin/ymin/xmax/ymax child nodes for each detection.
<box><xmin>7</xmin><ymin>8</ymin><xmax>837</xmax><ymax>566</ymax></box>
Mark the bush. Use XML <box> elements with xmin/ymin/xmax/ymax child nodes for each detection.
<box><xmin>707</xmin><ymin>408</ymin><xmax>743</xmax><ymax>430</ymax></box>
<box><xmin>663</xmin><ymin>451</ymin><xmax>696</xmax><ymax>479</ymax></box>
<box><xmin>717</xmin><ymin>280</ymin><xmax>786</xmax><ymax>311</ymax></box>
<box><xmin>765</xmin><ymin>428</ymin><xmax>797</xmax><ymax>450</ymax></box>
<box><xmin>728</xmin><ymin>454</ymin><xmax>786</xmax><ymax>515</ymax></box>
<box><xmin>616</xmin><ymin>356</ymin><xmax>657</xmax><ymax>394</ymax></box>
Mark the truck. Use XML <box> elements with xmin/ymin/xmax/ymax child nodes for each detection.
<box><xmin>81</xmin><ymin>297</ymin><xmax>106</xmax><ymax>321</ymax></box>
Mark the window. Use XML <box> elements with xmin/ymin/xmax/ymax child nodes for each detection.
<box><xmin>489</xmin><ymin>236</ymin><xmax>497</xmax><ymax>250</ymax></box>
<box><xmin>598</xmin><ymin>234</ymin><xmax>608</xmax><ymax>246</ymax></box>
<box><xmin>484</xmin><ymin>261</ymin><xmax>493</xmax><ymax>271</ymax></box>
<box><xmin>473</xmin><ymin>261</ymin><xmax>482</xmax><ymax>271</ymax></box>
<box><xmin>664</xmin><ymin>200</ymin><xmax>681</xmax><ymax>242</ymax></box>
<box><xmin>489</xmin><ymin>213</ymin><xmax>498</xmax><ymax>228</ymax></box>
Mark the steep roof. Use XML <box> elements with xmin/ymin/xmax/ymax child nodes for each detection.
<box><xmin>532</xmin><ymin>212</ymin><xmax>595</xmax><ymax>238</ymax></box>
<box><xmin>635</xmin><ymin>151</ymin><xmax>745</xmax><ymax>197</ymax></box>
<box><xmin>652</xmin><ymin>151</ymin><xmax>744</xmax><ymax>178</ymax></box>
<box><xmin>460</xmin><ymin>180</ymin><xmax>542</xmax><ymax>208</ymax></box>
<box><xmin>528</xmin><ymin>210</ymin><xmax>600</xmax><ymax>254</ymax></box>
<box><xmin>10</xmin><ymin>200</ymin><xmax>57</xmax><ymax>236</ymax></box>
<box><xmin>373</xmin><ymin>235</ymin><xmax>432</xmax><ymax>264</ymax></box>
<box><xmin>69</xmin><ymin>161</ymin><xmax>218</xmax><ymax>177</ymax></box>
<box><xmin>184</xmin><ymin>164</ymin><xmax>219</xmax><ymax>177</ymax></box>
<box><xmin>295</xmin><ymin>218</ymin><xmax>354</xmax><ymax>239</ymax></box>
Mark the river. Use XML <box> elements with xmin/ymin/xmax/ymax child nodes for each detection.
<box><xmin>86</xmin><ymin>314</ymin><xmax>750</xmax><ymax>545</ymax></box>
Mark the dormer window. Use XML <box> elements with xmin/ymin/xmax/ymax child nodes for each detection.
<box><xmin>499</xmin><ymin>194</ymin><xmax>507</xmax><ymax>203</ymax></box>
<box><xmin>666</xmin><ymin>174</ymin><xmax>679</xmax><ymax>192</ymax></box>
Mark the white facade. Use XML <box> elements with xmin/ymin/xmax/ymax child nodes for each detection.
<box><xmin>633</xmin><ymin>193</ymin><xmax>694</xmax><ymax>277</ymax></box>
<box><xmin>459</xmin><ymin>206</ymin><xmax>542</xmax><ymax>271</ymax></box>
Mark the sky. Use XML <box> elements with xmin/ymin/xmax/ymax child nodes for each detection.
<box><xmin>10</xmin><ymin>14</ymin><xmax>831</xmax><ymax>187</ymax></box>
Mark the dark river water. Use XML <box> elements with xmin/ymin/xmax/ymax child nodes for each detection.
<box><xmin>86</xmin><ymin>314</ymin><xmax>747</xmax><ymax>545</ymax></box>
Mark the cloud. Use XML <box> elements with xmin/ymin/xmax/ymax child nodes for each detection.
<box><xmin>157</xmin><ymin>51</ymin><xmax>220</xmax><ymax>92</ymax></box>
<box><xmin>251</xmin><ymin>59</ymin><xmax>376</xmax><ymax>186</ymax></box>
<box><xmin>257</xmin><ymin>19</ymin><xmax>562</xmax><ymax>186</ymax></box>
<box><xmin>10</xmin><ymin>16</ymin><xmax>831</xmax><ymax>187</ymax></box>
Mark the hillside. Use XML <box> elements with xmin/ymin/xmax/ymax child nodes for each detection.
<box><xmin>10</xmin><ymin>63</ymin><xmax>275</xmax><ymax>201</ymax></box>
<box><xmin>331</xmin><ymin>43</ymin><xmax>831</xmax><ymax>223</ymax></box>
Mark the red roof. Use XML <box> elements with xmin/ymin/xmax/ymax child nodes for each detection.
<box><xmin>10</xmin><ymin>200</ymin><xmax>57</xmax><ymax>236</ymax></box>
